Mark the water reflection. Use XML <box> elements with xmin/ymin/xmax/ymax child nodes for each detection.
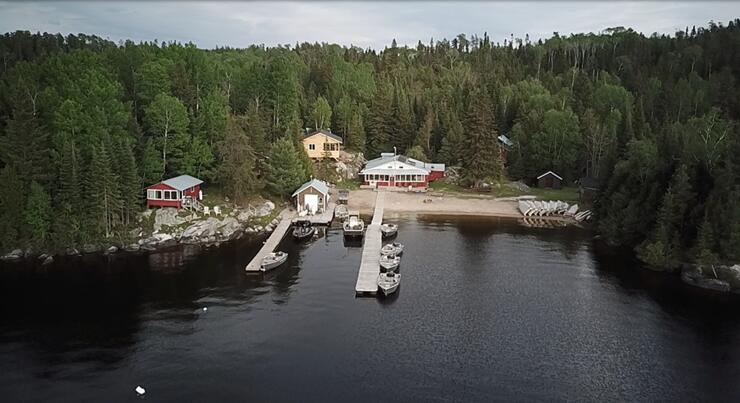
<box><xmin>1</xmin><ymin>216</ymin><xmax>740</xmax><ymax>402</ymax></box>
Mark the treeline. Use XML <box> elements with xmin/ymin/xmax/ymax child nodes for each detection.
<box><xmin>0</xmin><ymin>21</ymin><xmax>739</xmax><ymax>266</ymax></box>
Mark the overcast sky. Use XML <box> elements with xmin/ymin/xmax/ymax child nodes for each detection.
<box><xmin>1</xmin><ymin>1</ymin><xmax>739</xmax><ymax>49</ymax></box>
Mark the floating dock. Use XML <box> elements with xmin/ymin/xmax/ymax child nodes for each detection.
<box><xmin>291</xmin><ymin>202</ymin><xmax>335</xmax><ymax>226</ymax></box>
<box><xmin>245</xmin><ymin>208</ymin><xmax>295</xmax><ymax>272</ymax></box>
<box><xmin>354</xmin><ymin>192</ymin><xmax>385</xmax><ymax>296</ymax></box>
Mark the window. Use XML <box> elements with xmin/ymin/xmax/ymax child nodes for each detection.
<box><xmin>309</xmin><ymin>144</ymin><xmax>316</xmax><ymax>150</ymax></box>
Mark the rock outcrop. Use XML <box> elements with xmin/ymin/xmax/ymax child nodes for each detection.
<box><xmin>153</xmin><ymin>208</ymin><xmax>189</xmax><ymax>232</ymax></box>
<box><xmin>1</xmin><ymin>249</ymin><xmax>23</xmax><ymax>261</ymax></box>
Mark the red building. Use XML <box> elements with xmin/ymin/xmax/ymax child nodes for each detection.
<box><xmin>359</xmin><ymin>153</ymin><xmax>445</xmax><ymax>189</ymax></box>
<box><xmin>145</xmin><ymin>175</ymin><xmax>203</xmax><ymax>209</ymax></box>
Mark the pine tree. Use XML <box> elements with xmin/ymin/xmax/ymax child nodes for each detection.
<box><xmin>414</xmin><ymin>109</ymin><xmax>434</xmax><ymax>156</ymax></box>
<box><xmin>462</xmin><ymin>89</ymin><xmax>503</xmax><ymax>186</ymax></box>
<box><xmin>86</xmin><ymin>142</ymin><xmax>122</xmax><ymax>239</ymax></box>
<box><xmin>217</xmin><ymin>116</ymin><xmax>258</xmax><ymax>201</ymax></box>
<box><xmin>366</xmin><ymin>82</ymin><xmax>393</xmax><ymax>157</ymax></box>
<box><xmin>117</xmin><ymin>139</ymin><xmax>141</xmax><ymax>225</ymax></box>
<box><xmin>265</xmin><ymin>138</ymin><xmax>309</xmax><ymax>197</ymax></box>
<box><xmin>23</xmin><ymin>181</ymin><xmax>52</xmax><ymax>247</ymax></box>
<box><xmin>437</xmin><ymin>111</ymin><xmax>464</xmax><ymax>165</ymax></box>
<box><xmin>693</xmin><ymin>213</ymin><xmax>719</xmax><ymax>269</ymax></box>
<box><xmin>638</xmin><ymin>165</ymin><xmax>694</xmax><ymax>268</ymax></box>
<box><xmin>0</xmin><ymin>91</ymin><xmax>51</xmax><ymax>184</ymax></box>
<box><xmin>0</xmin><ymin>166</ymin><xmax>26</xmax><ymax>250</ymax></box>
<box><xmin>347</xmin><ymin>112</ymin><xmax>366</xmax><ymax>153</ymax></box>
<box><xmin>140</xmin><ymin>138</ymin><xmax>163</xmax><ymax>184</ymax></box>
<box><xmin>392</xmin><ymin>88</ymin><xmax>414</xmax><ymax>151</ymax></box>
<box><xmin>53</xmin><ymin>139</ymin><xmax>82</xmax><ymax>247</ymax></box>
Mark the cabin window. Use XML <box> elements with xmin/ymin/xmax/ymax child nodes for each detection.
<box><xmin>308</xmin><ymin>144</ymin><xmax>316</xmax><ymax>150</ymax></box>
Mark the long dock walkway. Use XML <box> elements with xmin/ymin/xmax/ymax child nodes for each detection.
<box><xmin>355</xmin><ymin>191</ymin><xmax>385</xmax><ymax>296</ymax></box>
<box><xmin>245</xmin><ymin>208</ymin><xmax>295</xmax><ymax>272</ymax></box>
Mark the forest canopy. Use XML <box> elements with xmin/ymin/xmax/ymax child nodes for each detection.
<box><xmin>1</xmin><ymin>22</ymin><xmax>740</xmax><ymax>267</ymax></box>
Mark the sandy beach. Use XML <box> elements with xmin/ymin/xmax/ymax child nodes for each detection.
<box><xmin>346</xmin><ymin>189</ymin><xmax>523</xmax><ymax>218</ymax></box>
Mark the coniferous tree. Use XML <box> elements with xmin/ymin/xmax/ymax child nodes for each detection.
<box><xmin>366</xmin><ymin>82</ymin><xmax>393</xmax><ymax>157</ymax></box>
<box><xmin>347</xmin><ymin>112</ymin><xmax>366</xmax><ymax>153</ymax></box>
<box><xmin>217</xmin><ymin>116</ymin><xmax>258</xmax><ymax>200</ymax></box>
<box><xmin>86</xmin><ymin>142</ymin><xmax>121</xmax><ymax>239</ymax></box>
<box><xmin>53</xmin><ymin>139</ymin><xmax>82</xmax><ymax>246</ymax></box>
<box><xmin>462</xmin><ymin>89</ymin><xmax>503</xmax><ymax>186</ymax></box>
<box><xmin>638</xmin><ymin>165</ymin><xmax>694</xmax><ymax>269</ymax></box>
<box><xmin>265</xmin><ymin>137</ymin><xmax>309</xmax><ymax>197</ymax></box>
<box><xmin>23</xmin><ymin>181</ymin><xmax>52</xmax><ymax>247</ymax></box>
<box><xmin>0</xmin><ymin>91</ymin><xmax>51</xmax><ymax>184</ymax></box>
<box><xmin>0</xmin><ymin>166</ymin><xmax>26</xmax><ymax>249</ymax></box>
<box><xmin>117</xmin><ymin>139</ymin><xmax>141</xmax><ymax>225</ymax></box>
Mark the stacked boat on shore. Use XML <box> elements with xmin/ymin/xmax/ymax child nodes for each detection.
<box><xmin>517</xmin><ymin>200</ymin><xmax>593</xmax><ymax>222</ymax></box>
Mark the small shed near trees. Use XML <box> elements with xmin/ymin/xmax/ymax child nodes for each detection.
<box><xmin>292</xmin><ymin>179</ymin><xmax>330</xmax><ymax>214</ymax></box>
<box><xmin>537</xmin><ymin>171</ymin><xmax>563</xmax><ymax>189</ymax></box>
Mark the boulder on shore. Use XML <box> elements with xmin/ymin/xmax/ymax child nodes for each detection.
<box><xmin>153</xmin><ymin>208</ymin><xmax>188</xmax><ymax>232</ymax></box>
<box><xmin>42</xmin><ymin>255</ymin><xmax>54</xmax><ymax>266</ymax></box>
<box><xmin>1</xmin><ymin>249</ymin><xmax>23</xmax><ymax>261</ymax></box>
<box><xmin>681</xmin><ymin>265</ymin><xmax>732</xmax><ymax>292</ymax></box>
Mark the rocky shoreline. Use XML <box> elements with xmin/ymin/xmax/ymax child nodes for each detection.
<box><xmin>0</xmin><ymin>200</ymin><xmax>281</xmax><ymax>265</ymax></box>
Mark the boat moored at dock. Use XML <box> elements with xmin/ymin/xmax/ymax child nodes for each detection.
<box><xmin>380</xmin><ymin>223</ymin><xmax>398</xmax><ymax>238</ymax></box>
<box><xmin>377</xmin><ymin>271</ymin><xmax>400</xmax><ymax>296</ymax></box>
<box><xmin>380</xmin><ymin>242</ymin><xmax>404</xmax><ymax>256</ymax></box>
<box><xmin>292</xmin><ymin>220</ymin><xmax>316</xmax><ymax>241</ymax></box>
<box><xmin>261</xmin><ymin>251</ymin><xmax>288</xmax><ymax>271</ymax></box>
<box><xmin>379</xmin><ymin>254</ymin><xmax>401</xmax><ymax>272</ymax></box>
<box><xmin>343</xmin><ymin>211</ymin><xmax>365</xmax><ymax>238</ymax></box>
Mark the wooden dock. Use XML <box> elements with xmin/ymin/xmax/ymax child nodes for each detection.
<box><xmin>354</xmin><ymin>192</ymin><xmax>386</xmax><ymax>296</ymax></box>
<box><xmin>245</xmin><ymin>208</ymin><xmax>295</xmax><ymax>272</ymax></box>
<box><xmin>291</xmin><ymin>202</ymin><xmax>335</xmax><ymax>226</ymax></box>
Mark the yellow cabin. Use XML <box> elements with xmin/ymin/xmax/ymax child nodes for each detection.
<box><xmin>301</xmin><ymin>130</ymin><xmax>343</xmax><ymax>160</ymax></box>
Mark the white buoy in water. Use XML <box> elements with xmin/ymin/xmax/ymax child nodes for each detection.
<box><xmin>135</xmin><ymin>385</ymin><xmax>146</xmax><ymax>395</ymax></box>
<box><xmin>203</xmin><ymin>307</ymin><xmax>208</xmax><ymax>312</ymax></box>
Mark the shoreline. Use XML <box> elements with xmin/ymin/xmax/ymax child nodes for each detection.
<box><xmin>346</xmin><ymin>189</ymin><xmax>573</xmax><ymax>223</ymax></box>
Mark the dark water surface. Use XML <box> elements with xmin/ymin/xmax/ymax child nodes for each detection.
<box><xmin>2</xmin><ymin>216</ymin><xmax>740</xmax><ymax>402</ymax></box>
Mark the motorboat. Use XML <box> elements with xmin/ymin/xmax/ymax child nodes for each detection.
<box><xmin>379</xmin><ymin>254</ymin><xmax>401</xmax><ymax>272</ymax></box>
<box><xmin>380</xmin><ymin>223</ymin><xmax>398</xmax><ymax>238</ymax></box>
<box><xmin>260</xmin><ymin>251</ymin><xmax>288</xmax><ymax>271</ymax></box>
<box><xmin>377</xmin><ymin>271</ymin><xmax>400</xmax><ymax>296</ymax></box>
<box><xmin>292</xmin><ymin>220</ymin><xmax>315</xmax><ymax>240</ymax></box>
<box><xmin>343</xmin><ymin>211</ymin><xmax>364</xmax><ymax>238</ymax></box>
<box><xmin>335</xmin><ymin>205</ymin><xmax>349</xmax><ymax>221</ymax></box>
<box><xmin>380</xmin><ymin>242</ymin><xmax>404</xmax><ymax>256</ymax></box>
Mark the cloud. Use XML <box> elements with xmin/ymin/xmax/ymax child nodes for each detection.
<box><xmin>0</xmin><ymin>1</ymin><xmax>738</xmax><ymax>49</ymax></box>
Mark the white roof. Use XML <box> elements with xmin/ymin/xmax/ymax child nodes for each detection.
<box><xmin>162</xmin><ymin>175</ymin><xmax>203</xmax><ymax>191</ymax></box>
<box><xmin>362</xmin><ymin>153</ymin><xmax>444</xmax><ymax>175</ymax></box>
<box><xmin>361</xmin><ymin>156</ymin><xmax>429</xmax><ymax>175</ymax></box>
<box><xmin>498</xmin><ymin>135</ymin><xmax>513</xmax><ymax>147</ymax></box>
<box><xmin>537</xmin><ymin>171</ymin><xmax>563</xmax><ymax>180</ymax></box>
<box><xmin>292</xmin><ymin>179</ymin><xmax>329</xmax><ymax>197</ymax></box>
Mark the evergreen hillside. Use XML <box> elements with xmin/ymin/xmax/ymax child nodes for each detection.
<box><xmin>0</xmin><ymin>22</ymin><xmax>739</xmax><ymax>266</ymax></box>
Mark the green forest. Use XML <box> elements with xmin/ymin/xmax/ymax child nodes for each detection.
<box><xmin>1</xmin><ymin>21</ymin><xmax>739</xmax><ymax>268</ymax></box>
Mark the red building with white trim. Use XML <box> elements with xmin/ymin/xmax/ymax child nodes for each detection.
<box><xmin>359</xmin><ymin>153</ymin><xmax>445</xmax><ymax>189</ymax></box>
<box><xmin>145</xmin><ymin>175</ymin><xmax>203</xmax><ymax>208</ymax></box>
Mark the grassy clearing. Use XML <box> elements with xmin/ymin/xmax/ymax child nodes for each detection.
<box><xmin>429</xmin><ymin>179</ymin><xmax>580</xmax><ymax>202</ymax></box>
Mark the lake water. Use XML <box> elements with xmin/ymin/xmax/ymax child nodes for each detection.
<box><xmin>1</xmin><ymin>215</ymin><xmax>740</xmax><ymax>402</ymax></box>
